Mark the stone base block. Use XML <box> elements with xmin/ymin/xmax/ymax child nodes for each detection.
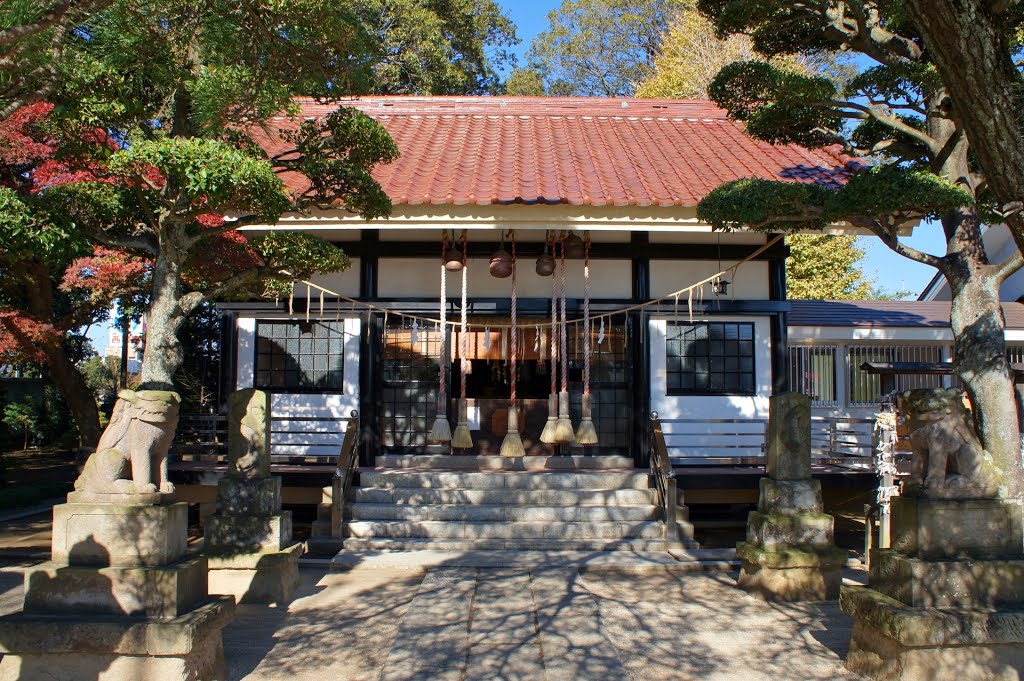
<box><xmin>310</xmin><ymin>518</ymin><xmax>333</xmax><ymax>538</ymax></box>
<box><xmin>22</xmin><ymin>556</ymin><xmax>207</xmax><ymax>618</ymax></box>
<box><xmin>215</xmin><ymin>476</ymin><xmax>281</xmax><ymax>516</ymax></box>
<box><xmin>736</xmin><ymin>541</ymin><xmax>844</xmax><ymax>601</ymax></box>
<box><xmin>871</xmin><ymin>549</ymin><xmax>1024</xmax><ymax>609</ymax></box>
<box><xmin>0</xmin><ymin>596</ymin><xmax>234</xmax><ymax>681</ymax></box>
<box><xmin>757</xmin><ymin>478</ymin><xmax>822</xmax><ymax>514</ymax></box>
<box><xmin>746</xmin><ymin>510</ymin><xmax>834</xmax><ymax>551</ymax></box>
<box><xmin>306</xmin><ymin>535</ymin><xmax>344</xmax><ymax>557</ymax></box>
<box><xmin>841</xmin><ymin>586</ymin><xmax>1024</xmax><ymax>681</ymax></box>
<box><xmin>205</xmin><ymin>511</ymin><xmax>292</xmax><ymax>553</ymax></box>
<box><xmin>67</xmin><ymin>491</ymin><xmax>175</xmax><ymax>506</ymax></box>
<box><xmin>207</xmin><ymin>543</ymin><xmax>302</xmax><ymax>605</ymax></box>
<box><xmin>891</xmin><ymin>496</ymin><xmax>1023</xmax><ymax>560</ymax></box>
<box><xmin>52</xmin><ymin>501</ymin><xmax>188</xmax><ymax>567</ymax></box>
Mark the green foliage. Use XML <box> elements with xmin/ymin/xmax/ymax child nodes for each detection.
<box><xmin>109</xmin><ymin>138</ymin><xmax>292</xmax><ymax>222</ymax></box>
<box><xmin>699</xmin><ymin>168</ymin><xmax>974</xmax><ymax>233</ymax></box>
<box><xmin>708</xmin><ymin>60</ymin><xmax>841</xmax><ymax>146</ymax></box>
<box><xmin>786</xmin><ymin>234</ymin><xmax>876</xmax><ymax>300</ymax></box>
<box><xmin>528</xmin><ymin>0</ymin><xmax>683</xmax><ymax>96</ymax></box>
<box><xmin>252</xmin><ymin>231</ymin><xmax>352</xmax><ymax>297</ymax></box>
<box><xmin>504</xmin><ymin>68</ymin><xmax>547</xmax><ymax>96</ymax></box>
<box><xmin>351</xmin><ymin>0</ymin><xmax>517</xmax><ymax>95</ymax></box>
<box><xmin>698</xmin><ymin>178</ymin><xmax>832</xmax><ymax>232</ymax></box>
<box><xmin>0</xmin><ymin>186</ymin><xmax>83</xmax><ymax>265</ymax></box>
<box><xmin>836</xmin><ymin>165</ymin><xmax>974</xmax><ymax>222</ymax></box>
<box><xmin>846</xmin><ymin>62</ymin><xmax>944</xmax><ymax>102</ymax></box>
<box><xmin>283</xmin><ymin>108</ymin><xmax>399</xmax><ymax>217</ymax></box>
<box><xmin>3</xmin><ymin>396</ymin><xmax>43</xmax><ymax>450</ymax></box>
<box><xmin>79</xmin><ymin>355</ymin><xmax>119</xmax><ymax>418</ymax></box>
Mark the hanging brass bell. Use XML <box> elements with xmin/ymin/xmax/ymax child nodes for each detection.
<box><xmin>444</xmin><ymin>246</ymin><xmax>465</xmax><ymax>271</ymax></box>
<box><xmin>489</xmin><ymin>247</ymin><xmax>513</xmax><ymax>278</ymax></box>
<box><xmin>535</xmin><ymin>252</ymin><xmax>555</xmax><ymax>276</ymax></box>
<box><xmin>564</xmin><ymin>233</ymin><xmax>585</xmax><ymax>259</ymax></box>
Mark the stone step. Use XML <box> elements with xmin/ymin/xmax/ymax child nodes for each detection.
<box><xmin>341</xmin><ymin>537</ymin><xmax>672</xmax><ymax>552</ymax></box>
<box><xmin>352</xmin><ymin>486</ymin><xmax>654</xmax><ymax>506</ymax></box>
<box><xmin>374</xmin><ymin>454</ymin><xmax>635</xmax><ymax>470</ymax></box>
<box><xmin>346</xmin><ymin>520</ymin><xmax>664</xmax><ymax>540</ymax></box>
<box><xmin>331</xmin><ymin>549</ymin><xmax>724</xmax><ymax>572</ymax></box>
<box><xmin>348</xmin><ymin>503</ymin><xmax>657</xmax><ymax>522</ymax></box>
<box><xmin>359</xmin><ymin>469</ymin><xmax>649</xmax><ymax>490</ymax></box>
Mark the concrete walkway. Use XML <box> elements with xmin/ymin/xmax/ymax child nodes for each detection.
<box><xmin>224</xmin><ymin>565</ymin><xmax>865</xmax><ymax>681</ymax></box>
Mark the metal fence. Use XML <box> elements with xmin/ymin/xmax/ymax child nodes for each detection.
<box><xmin>847</xmin><ymin>344</ymin><xmax>947</xmax><ymax>406</ymax></box>
<box><xmin>789</xmin><ymin>345</ymin><xmax>839</xmax><ymax>407</ymax></box>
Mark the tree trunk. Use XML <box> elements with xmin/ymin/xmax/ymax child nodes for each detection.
<box><xmin>904</xmin><ymin>0</ymin><xmax>1024</xmax><ymax>253</ymax></box>
<box><xmin>19</xmin><ymin>263</ymin><xmax>103</xmax><ymax>449</ymax></box>
<box><xmin>44</xmin><ymin>342</ymin><xmax>103</xmax><ymax>450</ymax></box>
<box><xmin>941</xmin><ymin>205</ymin><xmax>1023</xmax><ymax>488</ymax></box>
<box><xmin>138</xmin><ymin>244</ymin><xmax>188</xmax><ymax>390</ymax></box>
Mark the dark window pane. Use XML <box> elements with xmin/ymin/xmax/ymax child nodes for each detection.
<box><xmin>255</xmin><ymin>320</ymin><xmax>346</xmax><ymax>392</ymax></box>
<box><xmin>666</xmin><ymin>321</ymin><xmax>755</xmax><ymax>396</ymax></box>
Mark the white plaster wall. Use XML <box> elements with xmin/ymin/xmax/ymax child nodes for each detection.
<box><xmin>235</xmin><ymin>318</ymin><xmax>256</xmax><ymax>390</ymax></box>
<box><xmin>234</xmin><ymin>315</ymin><xmax>361</xmax><ymax>457</ymax></box>
<box><xmin>295</xmin><ymin>258</ymin><xmax>361</xmax><ymax>298</ymax></box>
<box><xmin>377</xmin><ymin>257</ymin><xmax>631</xmax><ymax>299</ymax></box>
<box><xmin>649</xmin><ymin>316</ymin><xmax>772</xmax><ymax>459</ymax></box>
<box><xmin>649</xmin><ymin>260</ymin><xmax>769</xmax><ymax>300</ymax></box>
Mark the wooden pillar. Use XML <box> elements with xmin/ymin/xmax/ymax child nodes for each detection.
<box><xmin>769</xmin><ymin>236</ymin><xmax>789</xmax><ymax>395</ymax></box>
<box><xmin>632</xmin><ymin>232</ymin><xmax>651</xmax><ymax>467</ymax></box>
<box><xmin>358</xmin><ymin>231</ymin><xmax>381</xmax><ymax>466</ymax></box>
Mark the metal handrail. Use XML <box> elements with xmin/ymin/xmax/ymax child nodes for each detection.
<box><xmin>331</xmin><ymin>410</ymin><xmax>361</xmax><ymax>539</ymax></box>
<box><xmin>649</xmin><ymin>412</ymin><xmax>683</xmax><ymax>550</ymax></box>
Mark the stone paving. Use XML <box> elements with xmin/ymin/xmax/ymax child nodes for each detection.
<box><xmin>0</xmin><ymin>510</ymin><xmax>863</xmax><ymax>680</ymax></box>
<box><xmin>224</xmin><ymin>565</ymin><xmax>864</xmax><ymax>681</ymax></box>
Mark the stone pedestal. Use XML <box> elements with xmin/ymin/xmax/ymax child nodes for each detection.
<box><xmin>737</xmin><ymin>393</ymin><xmax>845</xmax><ymax>601</ymax></box>
<box><xmin>841</xmin><ymin>496</ymin><xmax>1024</xmax><ymax>680</ymax></box>
<box><xmin>205</xmin><ymin>477</ymin><xmax>301</xmax><ymax>605</ymax></box>
<box><xmin>0</xmin><ymin>497</ymin><xmax>234</xmax><ymax>681</ymax></box>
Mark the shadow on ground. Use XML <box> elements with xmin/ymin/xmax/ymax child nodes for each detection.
<box><xmin>222</xmin><ymin>556</ymin><xmax>863</xmax><ymax>681</ymax></box>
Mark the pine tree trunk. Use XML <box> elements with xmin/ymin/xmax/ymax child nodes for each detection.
<box><xmin>903</xmin><ymin>0</ymin><xmax>1024</xmax><ymax>253</ymax></box>
<box><xmin>942</xmin><ymin>206</ymin><xmax>1022</xmax><ymax>482</ymax></box>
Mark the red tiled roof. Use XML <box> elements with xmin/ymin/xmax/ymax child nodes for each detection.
<box><xmin>251</xmin><ymin>96</ymin><xmax>860</xmax><ymax>208</ymax></box>
<box><xmin>789</xmin><ymin>300</ymin><xmax>1024</xmax><ymax>331</ymax></box>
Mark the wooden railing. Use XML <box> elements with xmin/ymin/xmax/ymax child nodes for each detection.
<box><xmin>171</xmin><ymin>414</ymin><xmax>228</xmax><ymax>462</ymax></box>
<box><xmin>657</xmin><ymin>417</ymin><xmax>767</xmax><ymax>464</ymax></box>
<box><xmin>330</xmin><ymin>410</ymin><xmax>361</xmax><ymax>539</ymax></box>
<box><xmin>649</xmin><ymin>412</ymin><xmax>683</xmax><ymax>550</ymax></box>
<box><xmin>810</xmin><ymin>416</ymin><xmax>875</xmax><ymax>463</ymax></box>
<box><xmin>655</xmin><ymin>415</ymin><xmax>874</xmax><ymax>466</ymax></box>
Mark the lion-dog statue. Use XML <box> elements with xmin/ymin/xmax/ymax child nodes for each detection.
<box><xmin>902</xmin><ymin>388</ymin><xmax>1002</xmax><ymax>499</ymax></box>
<box><xmin>75</xmin><ymin>389</ymin><xmax>180</xmax><ymax>497</ymax></box>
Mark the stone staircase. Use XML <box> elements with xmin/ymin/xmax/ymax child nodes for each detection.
<box><xmin>338</xmin><ymin>454</ymin><xmax>697</xmax><ymax>553</ymax></box>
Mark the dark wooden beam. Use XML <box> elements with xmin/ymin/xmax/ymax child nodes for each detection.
<box><xmin>331</xmin><ymin>239</ymin><xmax>788</xmax><ymax>261</ymax></box>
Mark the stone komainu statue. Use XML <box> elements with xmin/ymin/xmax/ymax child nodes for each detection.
<box><xmin>75</xmin><ymin>389</ymin><xmax>180</xmax><ymax>497</ymax></box>
<box><xmin>902</xmin><ymin>388</ymin><xmax>1003</xmax><ymax>499</ymax></box>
